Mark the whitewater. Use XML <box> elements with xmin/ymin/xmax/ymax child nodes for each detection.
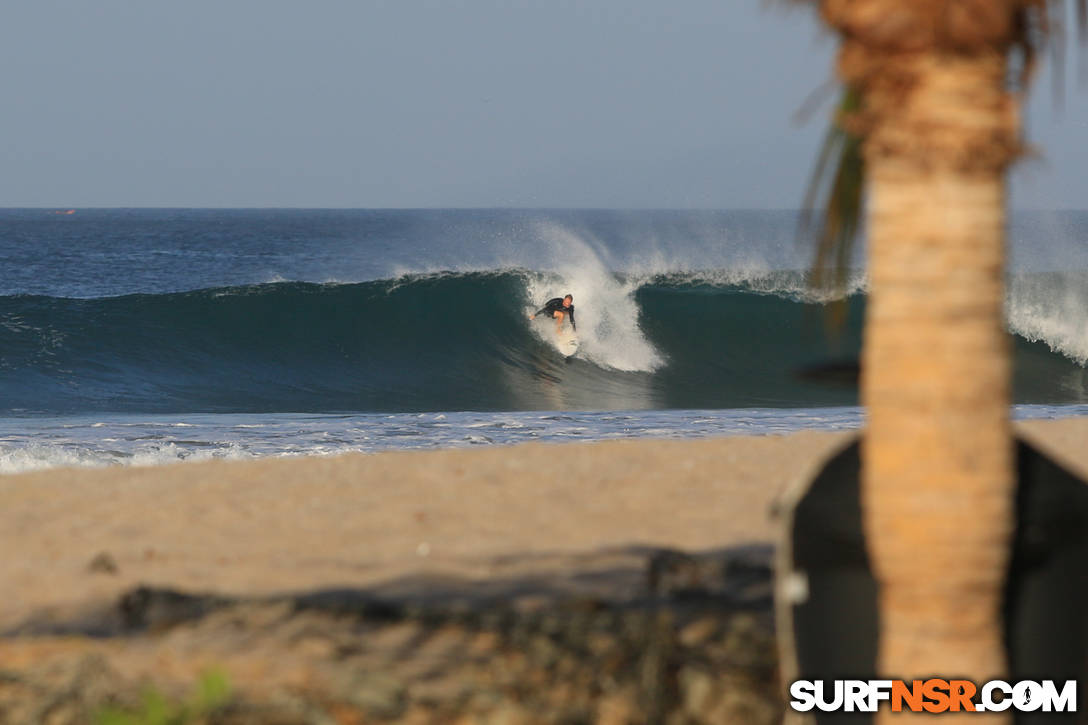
<box><xmin>1</xmin><ymin>208</ymin><xmax>1086</xmax><ymax>472</ymax></box>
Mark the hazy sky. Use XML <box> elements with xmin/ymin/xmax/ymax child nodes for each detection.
<box><xmin>4</xmin><ymin>1</ymin><xmax>1086</xmax><ymax>208</ymax></box>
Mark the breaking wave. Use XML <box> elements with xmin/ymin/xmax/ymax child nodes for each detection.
<box><xmin>1</xmin><ymin>267</ymin><xmax>1085</xmax><ymax>413</ymax></box>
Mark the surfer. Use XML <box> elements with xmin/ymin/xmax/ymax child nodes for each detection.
<box><xmin>530</xmin><ymin>294</ymin><xmax>577</xmax><ymax>335</ymax></box>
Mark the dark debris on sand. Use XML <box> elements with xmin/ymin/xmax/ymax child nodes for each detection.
<box><xmin>0</xmin><ymin>546</ymin><xmax>782</xmax><ymax>725</ymax></box>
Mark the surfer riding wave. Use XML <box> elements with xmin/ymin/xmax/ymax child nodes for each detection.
<box><xmin>529</xmin><ymin>294</ymin><xmax>576</xmax><ymax>335</ymax></box>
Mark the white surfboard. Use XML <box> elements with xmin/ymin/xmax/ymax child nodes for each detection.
<box><xmin>553</xmin><ymin>326</ymin><xmax>580</xmax><ymax>357</ymax></box>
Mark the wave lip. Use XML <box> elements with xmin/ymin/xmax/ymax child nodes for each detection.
<box><xmin>1008</xmin><ymin>271</ymin><xmax>1088</xmax><ymax>365</ymax></box>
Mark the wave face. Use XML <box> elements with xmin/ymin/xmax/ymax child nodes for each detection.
<box><xmin>3</xmin><ymin>271</ymin><xmax>1086</xmax><ymax>414</ymax></box>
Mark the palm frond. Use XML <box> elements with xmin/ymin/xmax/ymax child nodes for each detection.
<box><xmin>798</xmin><ymin>1</ymin><xmax>1086</xmax><ymax>322</ymax></box>
<box><xmin>1015</xmin><ymin>1</ymin><xmax>1088</xmax><ymax>100</ymax></box>
<box><xmin>800</xmin><ymin>87</ymin><xmax>864</xmax><ymax>310</ymax></box>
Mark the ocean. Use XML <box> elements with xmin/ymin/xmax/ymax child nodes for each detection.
<box><xmin>2</xmin><ymin>208</ymin><xmax>1086</xmax><ymax>473</ymax></box>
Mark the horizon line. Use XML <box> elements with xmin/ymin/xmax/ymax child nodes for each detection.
<box><xmin>1</xmin><ymin>206</ymin><xmax>1083</xmax><ymax>213</ymax></box>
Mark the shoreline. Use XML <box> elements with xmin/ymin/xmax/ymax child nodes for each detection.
<box><xmin>2</xmin><ymin>404</ymin><xmax>1086</xmax><ymax>476</ymax></box>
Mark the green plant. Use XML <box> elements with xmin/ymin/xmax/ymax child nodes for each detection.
<box><xmin>94</xmin><ymin>669</ymin><xmax>231</xmax><ymax>725</ymax></box>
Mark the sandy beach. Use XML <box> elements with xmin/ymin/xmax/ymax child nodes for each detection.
<box><xmin>2</xmin><ymin>418</ymin><xmax>1086</xmax><ymax>723</ymax></box>
<box><xmin>2</xmin><ymin>429</ymin><xmax>859</xmax><ymax>634</ymax></box>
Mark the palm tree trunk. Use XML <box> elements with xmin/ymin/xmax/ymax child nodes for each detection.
<box><xmin>861</xmin><ymin>53</ymin><xmax>1017</xmax><ymax>721</ymax></box>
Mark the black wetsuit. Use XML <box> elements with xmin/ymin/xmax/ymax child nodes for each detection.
<box><xmin>534</xmin><ymin>298</ymin><xmax>576</xmax><ymax>331</ymax></box>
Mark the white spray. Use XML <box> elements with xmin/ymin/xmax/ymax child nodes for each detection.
<box><xmin>524</xmin><ymin>223</ymin><xmax>663</xmax><ymax>372</ymax></box>
<box><xmin>1007</xmin><ymin>273</ymin><xmax>1088</xmax><ymax>364</ymax></box>
<box><xmin>1005</xmin><ymin>214</ymin><xmax>1088</xmax><ymax>365</ymax></box>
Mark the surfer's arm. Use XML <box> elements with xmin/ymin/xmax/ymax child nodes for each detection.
<box><xmin>569</xmin><ymin>308</ymin><xmax>576</xmax><ymax>332</ymax></box>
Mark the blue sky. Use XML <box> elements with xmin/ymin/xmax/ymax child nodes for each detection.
<box><xmin>3</xmin><ymin>1</ymin><xmax>1086</xmax><ymax>208</ymax></box>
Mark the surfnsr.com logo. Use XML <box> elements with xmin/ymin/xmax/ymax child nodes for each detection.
<box><xmin>789</xmin><ymin>679</ymin><xmax>1077</xmax><ymax>714</ymax></box>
